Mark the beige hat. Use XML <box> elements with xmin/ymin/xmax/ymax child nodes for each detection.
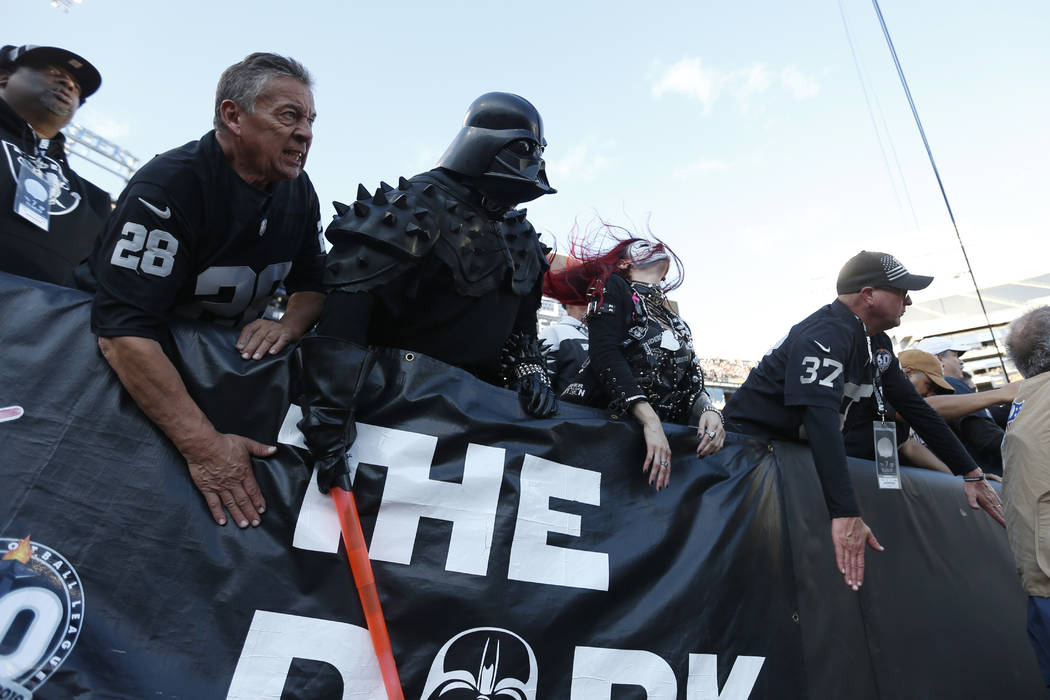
<box><xmin>899</xmin><ymin>349</ymin><xmax>955</xmax><ymax>394</ymax></box>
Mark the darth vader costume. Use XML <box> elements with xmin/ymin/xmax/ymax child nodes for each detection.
<box><xmin>299</xmin><ymin>92</ymin><xmax>558</xmax><ymax>492</ymax></box>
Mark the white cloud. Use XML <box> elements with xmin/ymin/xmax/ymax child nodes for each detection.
<box><xmin>548</xmin><ymin>142</ymin><xmax>613</xmax><ymax>183</ymax></box>
<box><xmin>672</xmin><ymin>158</ymin><xmax>729</xmax><ymax>179</ymax></box>
<box><xmin>780</xmin><ymin>65</ymin><xmax>820</xmax><ymax>99</ymax></box>
<box><xmin>651</xmin><ymin>57</ymin><xmax>726</xmax><ymax>114</ymax></box>
<box><xmin>652</xmin><ymin>57</ymin><xmax>820</xmax><ymax>113</ymax></box>
<box><xmin>731</xmin><ymin>63</ymin><xmax>773</xmax><ymax>111</ymax></box>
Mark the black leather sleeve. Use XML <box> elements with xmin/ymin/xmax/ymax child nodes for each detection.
<box><xmin>587</xmin><ymin>275</ymin><xmax>645</xmax><ymax>409</ymax></box>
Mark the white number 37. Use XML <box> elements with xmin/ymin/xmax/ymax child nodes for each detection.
<box><xmin>110</xmin><ymin>222</ymin><xmax>179</xmax><ymax>277</ymax></box>
<box><xmin>800</xmin><ymin>356</ymin><xmax>844</xmax><ymax>387</ymax></box>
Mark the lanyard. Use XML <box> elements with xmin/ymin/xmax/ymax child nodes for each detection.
<box><xmin>865</xmin><ymin>334</ymin><xmax>887</xmax><ymax>421</ymax></box>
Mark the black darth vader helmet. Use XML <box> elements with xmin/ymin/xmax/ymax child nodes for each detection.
<box><xmin>436</xmin><ymin>92</ymin><xmax>556</xmax><ymax>205</ymax></box>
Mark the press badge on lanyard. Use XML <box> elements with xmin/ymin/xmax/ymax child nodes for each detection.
<box><xmin>13</xmin><ymin>138</ymin><xmax>51</xmax><ymax>231</ymax></box>
<box><xmin>868</xmin><ymin>336</ymin><xmax>901</xmax><ymax>490</ymax></box>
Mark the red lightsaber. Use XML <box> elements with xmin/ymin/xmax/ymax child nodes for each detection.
<box><xmin>330</xmin><ymin>486</ymin><xmax>405</xmax><ymax>700</ymax></box>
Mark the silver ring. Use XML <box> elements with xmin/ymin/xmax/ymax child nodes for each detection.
<box><xmin>660</xmin><ymin>460</ymin><xmax>669</xmax><ymax>467</ymax></box>
<box><xmin>706</xmin><ymin>430</ymin><xmax>717</xmax><ymax>438</ymax></box>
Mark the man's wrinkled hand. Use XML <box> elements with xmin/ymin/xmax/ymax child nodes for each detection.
<box><xmin>236</xmin><ymin>319</ymin><xmax>298</xmax><ymax>360</ymax></box>
<box><xmin>184</xmin><ymin>433</ymin><xmax>274</xmax><ymax>527</ymax></box>
<box><xmin>516</xmin><ymin>373</ymin><xmax>557</xmax><ymax>418</ymax></box>
<box><xmin>831</xmin><ymin>516</ymin><xmax>884</xmax><ymax>591</ymax></box>
<box><xmin>964</xmin><ymin>475</ymin><xmax>1006</xmax><ymax>527</ymax></box>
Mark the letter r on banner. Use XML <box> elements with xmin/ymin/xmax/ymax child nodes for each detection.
<box><xmin>570</xmin><ymin>646</ymin><xmax>677</xmax><ymax>698</ymax></box>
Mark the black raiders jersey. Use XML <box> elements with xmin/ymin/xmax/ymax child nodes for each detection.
<box><xmin>88</xmin><ymin>131</ymin><xmax>325</xmax><ymax>342</ymax></box>
<box><xmin>0</xmin><ymin>99</ymin><xmax>110</xmax><ymax>287</ymax></box>
<box><xmin>725</xmin><ymin>299</ymin><xmax>891</xmax><ymax>439</ymax></box>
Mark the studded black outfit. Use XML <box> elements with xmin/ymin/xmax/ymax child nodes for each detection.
<box><xmin>562</xmin><ymin>274</ymin><xmax>707</xmax><ymax>423</ymax></box>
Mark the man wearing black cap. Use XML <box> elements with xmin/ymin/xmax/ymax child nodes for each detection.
<box><xmin>725</xmin><ymin>251</ymin><xmax>1005</xmax><ymax>592</ymax></box>
<box><xmin>0</xmin><ymin>44</ymin><xmax>109</xmax><ymax>287</ymax></box>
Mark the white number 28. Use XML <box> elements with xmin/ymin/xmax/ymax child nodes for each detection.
<box><xmin>110</xmin><ymin>222</ymin><xmax>179</xmax><ymax>277</ymax></box>
<box><xmin>800</xmin><ymin>356</ymin><xmax>844</xmax><ymax>387</ymax></box>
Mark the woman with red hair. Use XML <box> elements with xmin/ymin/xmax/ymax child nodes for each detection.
<box><xmin>545</xmin><ymin>225</ymin><xmax>725</xmax><ymax>490</ymax></box>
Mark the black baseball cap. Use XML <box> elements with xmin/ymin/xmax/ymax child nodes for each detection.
<box><xmin>0</xmin><ymin>44</ymin><xmax>101</xmax><ymax>102</ymax></box>
<box><xmin>836</xmin><ymin>250</ymin><xmax>933</xmax><ymax>294</ymax></box>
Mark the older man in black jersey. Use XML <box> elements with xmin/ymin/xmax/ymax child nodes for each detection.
<box><xmin>724</xmin><ymin>251</ymin><xmax>1004</xmax><ymax>591</ymax></box>
<box><xmin>82</xmin><ymin>53</ymin><xmax>325</xmax><ymax>530</ymax></box>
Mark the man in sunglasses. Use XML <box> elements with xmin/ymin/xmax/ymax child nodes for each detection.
<box><xmin>0</xmin><ymin>44</ymin><xmax>109</xmax><ymax>287</ymax></box>
<box><xmin>725</xmin><ymin>250</ymin><xmax>1004</xmax><ymax>592</ymax></box>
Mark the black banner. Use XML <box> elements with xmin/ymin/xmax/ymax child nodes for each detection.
<box><xmin>0</xmin><ymin>273</ymin><xmax>1042</xmax><ymax>699</ymax></box>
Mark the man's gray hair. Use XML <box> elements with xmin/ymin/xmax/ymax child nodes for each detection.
<box><xmin>213</xmin><ymin>53</ymin><xmax>312</xmax><ymax>130</ymax></box>
<box><xmin>1006</xmin><ymin>306</ymin><xmax>1050</xmax><ymax>379</ymax></box>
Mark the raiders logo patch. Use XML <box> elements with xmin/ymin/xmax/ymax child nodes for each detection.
<box><xmin>2</xmin><ymin>140</ymin><xmax>82</xmax><ymax>216</ymax></box>
<box><xmin>875</xmin><ymin>348</ymin><xmax>892</xmax><ymax>374</ymax></box>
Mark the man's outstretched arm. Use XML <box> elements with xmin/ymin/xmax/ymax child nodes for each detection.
<box><xmin>803</xmin><ymin>405</ymin><xmax>885</xmax><ymax>591</ymax></box>
<box><xmin>99</xmin><ymin>335</ymin><xmax>274</xmax><ymax>527</ymax></box>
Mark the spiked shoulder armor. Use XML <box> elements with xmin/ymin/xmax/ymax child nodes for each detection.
<box><xmin>324</xmin><ymin>170</ymin><xmax>548</xmax><ymax>297</ymax></box>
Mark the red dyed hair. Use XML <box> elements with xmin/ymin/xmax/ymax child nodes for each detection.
<box><xmin>543</xmin><ymin>220</ymin><xmax>683</xmax><ymax>307</ymax></box>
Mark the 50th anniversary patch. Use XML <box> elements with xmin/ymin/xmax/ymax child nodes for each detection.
<box><xmin>0</xmin><ymin>536</ymin><xmax>84</xmax><ymax>699</ymax></box>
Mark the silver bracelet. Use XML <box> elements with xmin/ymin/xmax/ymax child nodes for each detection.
<box><xmin>700</xmin><ymin>406</ymin><xmax>724</xmax><ymax>425</ymax></box>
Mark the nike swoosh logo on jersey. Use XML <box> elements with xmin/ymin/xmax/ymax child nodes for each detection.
<box><xmin>138</xmin><ymin>197</ymin><xmax>172</xmax><ymax>219</ymax></box>
<box><xmin>814</xmin><ymin>340</ymin><xmax>831</xmax><ymax>353</ymax></box>
<box><xmin>0</xmin><ymin>405</ymin><xmax>24</xmax><ymax>423</ymax></box>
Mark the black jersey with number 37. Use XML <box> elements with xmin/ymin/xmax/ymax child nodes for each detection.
<box><xmin>725</xmin><ymin>300</ymin><xmax>889</xmax><ymax>439</ymax></box>
<box><xmin>88</xmin><ymin>131</ymin><xmax>324</xmax><ymax>341</ymax></box>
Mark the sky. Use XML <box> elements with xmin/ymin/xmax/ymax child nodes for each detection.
<box><xmin>7</xmin><ymin>0</ymin><xmax>1049</xmax><ymax>358</ymax></box>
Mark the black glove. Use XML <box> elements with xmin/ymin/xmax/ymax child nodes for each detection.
<box><xmin>296</xmin><ymin>336</ymin><xmax>376</xmax><ymax>493</ymax></box>
<box><xmin>515</xmin><ymin>370</ymin><xmax>558</xmax><ymax>417</ymax></box>
<box><xmin>501</xmin><ymin>332</ymin><xmax>558</xmax><ymax>418</ymax></box>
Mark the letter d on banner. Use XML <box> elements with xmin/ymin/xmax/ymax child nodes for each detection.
<box><xmin>227</xmin><ymin>611</ymin><xmax>384</xmax><ymax>698</ymax></box>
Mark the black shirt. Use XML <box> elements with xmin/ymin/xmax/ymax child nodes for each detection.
<box><xmin>945</xmin><ymin>376</ymin><xmax>1005</xmax><ymax>476</ymax></box>
<box><xmin>0</xmin><ymin>99</ymin><xmax>110</xmax><ymax>287</ymax></box>
<box><xmin>726</xmin><ymin>300</ymin><xmax>978</xmax><ymax>515</ymax></box>
<box><xmin>85</xmin><ymin>131</ymin><xmax>325</xmax><ymax>342</ymax></box>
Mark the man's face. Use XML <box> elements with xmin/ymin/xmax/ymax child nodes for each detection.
<box><xmin>867</xmin><ymin>287</ymin><xmax>911</xmax><ymax>333</ymax></box>
<box><xmin>231</xmin><ymin>75</ymin><xmax>315</xmax><ymax>186</ymax></box>
<box><xmin>905</xmin><ymin>368</ymin><xmax>936</xmax><ymax>397</ymax></box>
<box><xmin>0</xmin><ymin>61</ymin><xmax>82</xmax><ymax>127</ymax></box>
<box><xmin>939</xmin><ymin>349</ymin><xmax>964</xmax><ymax>379</ymax></box>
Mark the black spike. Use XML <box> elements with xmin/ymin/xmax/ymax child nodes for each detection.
<box><xmin>406</xmin><ymin>223</ymin><xmax>425</xmax><ymax>237</ymax></box>
<box><xmin>357</xmin><ymin>183</ymin><xmax>371</xmax><ymax>200</ymax></box>
<box><xmin>357</xmin><ymin>256</ymin><xmax>369</xmax><ymax>268</ymax></box>
<box><xmin>379</xmin><ymin>181</ymin><xmax>393</xmax><ymax>193</ymax></box>
<box><xmin>516</xmin><ymin>208</ymin><xmax>528</xmax><ymax>221</ymax></box>
<box><xmin>352</xmin><ymin>201</ymin><xmax>369</xmax><ymax>217</ymax></box>
<box><xmin>463</xmin><ymin>211</ymin><xmax>475</xmax><ymax>221</ymax></box>
<box><xmin>372</xmin><ymin>188</ymin><xmax>388</xmax><ymax>205</ymax></box>
<box><xmin>398</xmin><ymin>176</ymin><xmax>411</xmax><ymax>190</ymax></box>
<box><xmin>392</xmin><ymin>193</ymin><xmax>408</xmax><ymax>210</ymax></box>
<box><xmin>382</xmin><ymin>212</ymin><xmax>396</xmax><ymax>226</ymax></box>
<box><xmin>444</xmin><ymin>200</ymin><xmax>458</xmax><ymax>212</ymax></box>
<box><xmin>333</xmin><ymin>201</ymin><xmax>350</xmax><ymax>216</ymax></box>
<box><xmin>412</xmin><ymin>208</ymin><xmax>428</xmax><ymax>221</ymax></box>
<box><xmin>422</xmin><ymin>183</ymin><xmax>436</xmax><ymax>197</ymax></box>
<box><xmin>450</xmin><ymin>223</ymin><xmax>462</xmax><ymax>234</ymax></box>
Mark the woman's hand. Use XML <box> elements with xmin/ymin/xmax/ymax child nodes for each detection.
<box><xmin>631</xmin><ymin>401</ymin><xmax>672</xmax><ymax>490</ymax></box>
<box><xmin>696</xmin><ymin>409</ymin><xmax>725</xmax><ymax>457</ymax></box>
